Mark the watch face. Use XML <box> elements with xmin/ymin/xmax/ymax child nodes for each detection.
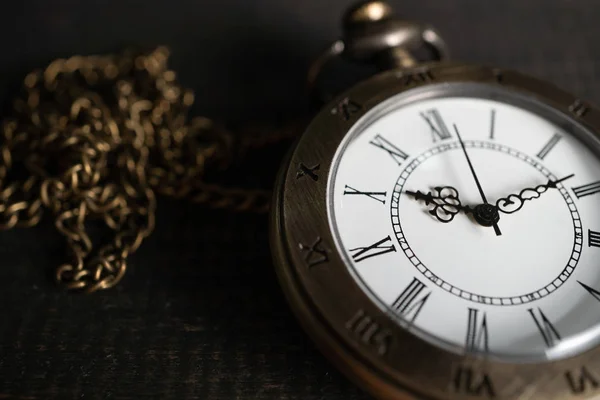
<box><xmin>328</xmin><ymin>82</ymin><xmax>600</xmax><ymax>362</ymax></box>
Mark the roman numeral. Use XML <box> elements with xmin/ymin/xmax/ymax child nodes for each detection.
<box><xmin>466</xmin><ymin>308</ymin><xmax>489</xmax><ymax>353</ymax></box>
<box><xmin>369</xmin><ymin>134</ymin><xmax>409</xmax><ymax>165</ymax></box>
<box><xmin>453</xmin><ymin>366</ymin><xmax>496</xmax><ymax>397</ymax></box>
<box><xmin>343</xmin><ymin>185</ymin><xmax>386</xmax><ymax>204</ymax></box>
<box><xmin>528</xmin><ymin>308</ymin><xmax>561</xmax><ymax>347</ymax></box>
<box><xmin>420</xmin><ymin>109</ymin><xmax>452</xmax><ymax>142</ymax></box>
<box><xmin>569</xmin><ymin>99</ymin><xmax>590</xmax><ymax>118</ymax></box>
<box><xmin>298</xmin><ymin>237</ymin><xmax>329</xmax><ymax>268</ymax></box>
<box><xmin>578</xmin><ymin>281</ymin><xmax>600</xmax><ymax>302</ymax></box>
<box><xmin>493</xmin><ymin>68</ymin><xmax>503</xmax><ymax>83</ymax></box>
<box><xmin>333</xmin><ymin>97</ymin><xmax>362</xmax><ymax>120</ymax></box>
<box><xmin>565</xmin><ymin>367</ymin><xmax>599</xmax><ymax>394</ymax></box>
<box><xmin>399</xmin><ymin>69</ymin><xmax>435</xmax><ymax>86</ymax></box>
<box><xmin>489</xmin><ymin>109</ymin><xmax>496</xmax><ymax>140</ymax></box>
<box><xmin>572</xmin><ymin>181</ymin><xmax>600</xmax><ymax>198</ymax></box>
<box><xmin>346</xmin><ymin>309</ymin><xmax>392</xmax><ymax>355</ymax></box>
<box><xmin>392</xmin><ymin>277</ymin><xmax>431</xmax><ymax>322</ymax></box>
<box><xmin>349</xmin><ymin>236</ymin><xmax>396</xmax><ymax>263</ymax></box>
<box><xmin>536</xmin><ymin>133</ymin><xmax>562</xmax><ymax>160</ymax></box>
<box><xmin>296</xmin><ymin>163</ymin><xmax>320</xmax><ymax>181</ymax></box>
<box><xmin>589</xmin><ymin>230</ymin><xmax>600</xmax><ymax>247</ymax></box>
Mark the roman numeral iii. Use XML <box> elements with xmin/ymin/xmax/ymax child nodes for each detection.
<box><xmin>392</xmin><ymin>277</ymin><xmax>431</xmax><ymax>322</ymax></box>
<box><xmin>369</xmin><ymin>134</ymin><xmax>409</xmax><ymax>165</ymax></box>
<box><xmin>572</xmin><ymin>181</ymin><xmax>600</xmax><ymax>198</ymax></box>
<box><xmin>420</xmin><ymin>108</ymin><xmax>452</xmax><ymax>142</ymax></box>
<box><xmin>349</xmin><ymin>236</ymin><xmax>396</xmax><ymax>263</ymax></box>
<box><xmin>589</xmin><ymin>229</ymin><xmax>600</xmax><ymax>247</ymax></box>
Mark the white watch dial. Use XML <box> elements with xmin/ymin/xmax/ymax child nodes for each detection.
<box><xmin>328</xmin><ymin>84</ymin><xmax>600</xmax><ymax>361</ymax></box>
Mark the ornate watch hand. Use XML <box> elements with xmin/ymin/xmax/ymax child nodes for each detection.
<box><xmin>405</xmin><ymin>186</ymin><xmax>471</xmax><ymax>223</ymax></box>
<box><xmin>406</xmin><ymin>187</ymin><xmax>503</xmax><ymax>228</ymax></box>
<box><xmin>495</xmin><ymin>174</ymin><xmax>575</xmax><ymax>214</ymax></box>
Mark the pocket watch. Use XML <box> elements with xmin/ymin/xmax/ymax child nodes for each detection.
<box><xmin>270</xmin><ymin>1</ymin><xmax>600</xmax><ymax>399</ymax></box>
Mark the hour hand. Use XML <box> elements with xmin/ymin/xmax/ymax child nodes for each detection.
<box><xmin>405</xmin><ymin>186</ymin><xmax>471</xmax><ymax>223</ymax></box>
<box><xmin>495</xmin><ymin>174</ymin><xmax>575</xmax><ymax>214</ymax></box>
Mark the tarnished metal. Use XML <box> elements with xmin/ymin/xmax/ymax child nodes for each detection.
<box><xmin>307</xmin><ymin>0</ymin><xmax>449</xmax><ymax>92</ymax></box>
<box><xmin>271</xmin><ymin>62</ymin><xmax>600</xmax><ymax>399</ymax></box>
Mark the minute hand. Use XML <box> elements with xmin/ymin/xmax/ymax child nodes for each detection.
<box><xmin>495</xmin><ymin>174</ymin><xmax>575</xmax><ymax>214</ymax></box>
<box><xmin>453</xmin><ymin>124</ymin><xmax>502</xmax><ymax>236</ymax></box>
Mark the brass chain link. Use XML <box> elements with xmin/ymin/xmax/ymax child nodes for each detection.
<box><xmin>0</xmin><ymin>46</ymin><xmax>299</xmax><ymax>293</ymax></box>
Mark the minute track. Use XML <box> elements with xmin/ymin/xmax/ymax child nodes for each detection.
<box><xmin>391</xmin><ymin>140</ymin><xmax>583</xmax><ymax>306</ymax></box>
<box><xmin>327</xmin><ymin>85</ymin><xmax>600</xmax><ymax>364</ymax></box>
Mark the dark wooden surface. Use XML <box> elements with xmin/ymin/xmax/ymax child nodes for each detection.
<box><xmin>2</xmin><ymin>1</ymin><xmax>600</xmax><ymax>399</ymax></box>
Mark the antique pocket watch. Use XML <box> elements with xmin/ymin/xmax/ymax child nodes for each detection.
<box><xmin>271</xmin><ymin>1</ymin><xmax>600</xmax><ymax>399</ymax></box>
<box><xmin>3</xmin><ymin>0</ymin><xmax>600</xmax><ymax>398</ymax></box>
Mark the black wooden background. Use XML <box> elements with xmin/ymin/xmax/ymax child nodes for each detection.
<box><xmin>1</xmin><ymin>1</ymin><xmax>600</xmax><ymax>399</ymax></box>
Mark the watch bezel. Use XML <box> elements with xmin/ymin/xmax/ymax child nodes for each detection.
<box><xmin>270</xmin><ymin>62</ymin><xmax>600</xmax><ymax>400</ymax></box>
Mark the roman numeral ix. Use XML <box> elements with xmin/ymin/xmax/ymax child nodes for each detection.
<box><xmin>528</xmin><ymin>308</ymin><xmax>561</xmax><ymax>347</ymax></box>
<box><xmin>392</xmin><ymin>277</ymin><xmax>431</xmax><ymax>322</ymax></box>
<box><xmin>572</xmin><ymin>181</ymin><xmax>600</xmax><ymax>198</ymax></box>
<box><xmin>343</xmin><ymin>185</ymin><xmax>386</xmax><ymax>204</ymax></box>
<box><xmin>420</xmin><ymin>108</ymin><xmax>452</xmax><ymax>142</ymax></box>
<box><xmin>369</xmin><ymin>134</ymin><xmax>409</xmax><ymax>165</ymax></box>
<box><xmin>466</xmin><ymin>308</ymin><xmax>489</xmax><ymax>353</ymax></box>
<box><xmin>349</xmin><ymin>236</ymin><xmax>396</xmax><ymax>263</ymax></box>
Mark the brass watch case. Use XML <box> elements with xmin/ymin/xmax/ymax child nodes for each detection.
<box><xmin>270</xmin><ymin>62</ymin><xmax>600</xmax><ymax>400</ymax></box>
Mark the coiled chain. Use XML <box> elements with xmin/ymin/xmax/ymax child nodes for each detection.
<box><xmin>0</xmin><ymin>46</ymin><xmax>298</xmax><ymax>293</ymax></box>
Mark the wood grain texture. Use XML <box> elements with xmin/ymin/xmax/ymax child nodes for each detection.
<box><xmin>1</xmin><ymin>0</ymin><xmax>600</xmax><ymax>399</ymax></box>
<box><xmin>0</xmin><ymin>201</ymin><xmax>369</xmax><ymax>399</ymax></box>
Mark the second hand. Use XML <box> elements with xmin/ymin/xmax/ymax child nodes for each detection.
<box><xmin>453</xmin><ymin>124</ymin><xmax>502</xmax><ymax>236</ymax></box>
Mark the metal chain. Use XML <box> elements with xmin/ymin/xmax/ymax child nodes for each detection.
<box><xmin>0</xmin><ymin>46</ymin><xmax>299</xmax><ymax>293</ymax></box>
